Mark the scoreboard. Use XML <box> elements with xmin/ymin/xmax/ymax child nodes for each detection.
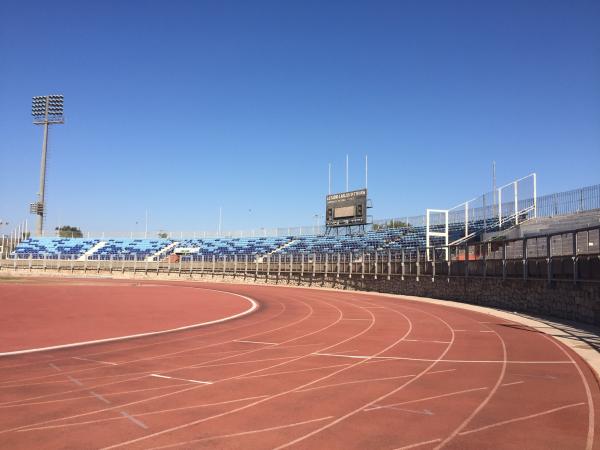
<box><xmin>326</xmin><ymin>189</ymin><xmax>368</xmax><ymax>227</ymax></box>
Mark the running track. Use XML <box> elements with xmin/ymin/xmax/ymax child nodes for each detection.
<box><xmin>0</xmin><ymin>279</ymin><xmax>598</xmax><ymax>449</ymax></box>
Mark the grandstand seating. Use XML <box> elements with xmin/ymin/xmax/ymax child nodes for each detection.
<box><xmin>9</xmin><ymin>217</ymin><xmax>504</xmax><ymax>259</ymax></box>
<box><xmin>11</xmin><ymin>237</ymin><xmax>99</xmax><ymax>259</ymax></box>
<box><xmin>89</xmin><ymin>239</ymin><xmax>171</xmax><ymax>260</ymax></box>
<box><xmin>173</xmin><ymin>237</ymin><xmax>293</xmax><ymax>259</ymax></box>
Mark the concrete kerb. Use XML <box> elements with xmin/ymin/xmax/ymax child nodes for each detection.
<box><xmin>2</xmin><ymin>269</ymin><xmax>600</xmax><ymax>378</ymax></box>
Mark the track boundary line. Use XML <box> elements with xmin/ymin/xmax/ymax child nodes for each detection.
<box><xmin>0</xmin><ymin>288</ymin><xmax>259</xmax><ymax>357</ymax></box>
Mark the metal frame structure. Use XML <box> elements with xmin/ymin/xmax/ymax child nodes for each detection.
<box><xmin>31</xmin><ymin>95</ymin><xmax>64</xmax><ymax>236</ymax></box>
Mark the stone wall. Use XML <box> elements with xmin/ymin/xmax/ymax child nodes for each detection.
<box><xmin>3</xmin><ymin>267</ymin><xmax>599</xmax><ymax>325</ymax></box>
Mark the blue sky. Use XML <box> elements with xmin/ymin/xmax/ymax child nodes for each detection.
<box><xmin>1</xmin><ymin>0</ymin><xmax>598</xmax><ymax>234</ymax></box>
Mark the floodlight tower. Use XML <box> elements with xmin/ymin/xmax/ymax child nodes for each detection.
<box><xmin>31</xmin><ymin>95</ymin><xmax>64</xmax><ymax>236</ymax></box>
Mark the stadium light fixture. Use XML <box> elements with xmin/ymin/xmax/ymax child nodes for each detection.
<box><xmin>31</xmin><ymin>94</ymin><xmax>64</xmax><ymax>236</ymax></box>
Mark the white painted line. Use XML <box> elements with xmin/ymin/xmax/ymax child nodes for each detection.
<box><xmin>17</xmin><ymin>395</ymin><xmax>270</xmax><ymax>432</ymax></box>
<box><xmin>0</xmin><ymin>289</ymin><xmax>259</xmax><ymax>357</ymax></box>
<box><xmin>394</xmin><ymin>438</ymin><xmax>442</xmax><ymax>449</ymax></box>
<box><xmin>67</xmin><ymin>375</ymin><xmax>82</xmax><ymax>386</ymax></box>
<box><xmin>312</xmin><ymin>353</ymin><xmax>573</xmax><ymax>364</ymax></box>
<box><xmin>459</xmin><ymin>402</ymin><xmax>585</xmax><ymax>436</ymax></box>
<box><xmin>480</xmin><ymin>330</ymin><xmax>494</xmax><ymax>333</ymax></box>
<box><xmin>365</xmin><ymin>386</ymin><xmax>489</xmax><ymax>412</ymax></box>
<box><xmin>386</xmin><ymin>406</ymin><xmax>434</xmax><ymax>416</ymax></box>
<box><xmin>295</xmin><ymin>374</ymin><xmax>416</xmax><ymax>393</ymax></box>
<box><xmin>426</xmin><ymin>369</ymin><xmax>456</xmax><ymax>375</ymax></box>
<box><xmin>501</xmin><ymin>381</ymin><xmax>525</xmax><ymax>387</ymax></box>
<box><xmin>73</xmin><ymin>356</ymin><xmax>118</xmax><ymax>366</ymax></box>
<box><xmin>48</xmin><ymin>363</ymin><xmax>60</xmax><ymax>371</ymax></box>
<box><xmin>147</xmin><ymin>416</ymin><xmax>334</xmax><ymax>450</ymax></box>
<box><xmin>150</xmin><ymin>374</ymin><xmax>212</xmax><ymax>385</ymax></box>
<box><xmin>120</xmin><ymin>411</ymin><xmax>148</xmax><ymax>430</ymax></box>
<box><xmin>404</xmin><ymin>339</ymin><xmax>451</xmax><ymax>344</ymax></box>
<box><xmin>235</xmin><ymin>340</ymin><xmax>277</xmax><ymax>345</ymax></box>
<box><xmin>90</xmin><ymin>391</ymin><xmax>111</xmax><ymax>404</ymax></box>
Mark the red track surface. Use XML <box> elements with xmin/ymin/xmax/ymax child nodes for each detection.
<box><xmin>0</xmin><ymin>278</ymin><xmax>598</xmax><ymax>449</ymax></box>
<box><xmin>0</xmin><ymin>280</ymin><xmax>253</xmax><ymax>352</ymax></box>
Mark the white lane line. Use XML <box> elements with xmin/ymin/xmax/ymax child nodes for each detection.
<box><xmin>67</xmin><ymin>375</ymin><xmax>82</xmax><ymax>386</ymax></box>
<box><xmin>17</xmin><ymin>395</ymin><xmax>270</xmax><ymax>432</ymax></box>
<box><xmin>386</xmin><ymin>406</ymin><xmax>434</xmax><ymax>416</ymax></box>
<box><xmin>426</xmin><ymin>369</ymin><xmax>456</xmax><ymax>375</ymax></box>
<box><xmin>48</xmin><ymin>363</ymin><xmax>61</xmax><ymax>371</ymax></box>
<box><xmin>459</xmin><ymin>402</ymin><xmax>585</xmax><ymax>436</ymax></box>
<box><xmin>364</xmin><ymin>387</ymin><xmax>489</xmax><ymax>412</ymax></box>
<box><xmin>394</xmin><ymin>438</ymin><xmax>442</xmax><ymax>449</ymax></box>
<box><xmin>90</xmin><ymin>391</ymin><xmax>111</xmax><ymax>404</ymax></box>
<box><xmin>235</xmin><ymin>340</ymin><xmax>277</xmax><ymax>345</ymax></box>
<box><xmin>0</xmin><ymin>289</ymin><xmax>259</xmax><ymax>357</ymax></box>
<box><xmin>147</xmin><ymin>416</ymin><xmax>334</xmax><ymax>450</ymax></box>
<box><xmin>501</xmin><ymin>381</ymin><xmax>525</xmax><ymax>387</ymax></box>
<box><xmin>73</xmin><ymin>357</ymin><xmax>118</xmax><ymax>366</ymax></box>
<box><xmin>240</xmin><ymin>363</ymin><xmax>353</xmax><ymax>380</ymax></box>
<box><xmin>119</xmin><ymin>411</ymin><xmax>148</xmax><ymax>430</ymax></box>
<box><xmin>312</xmin><ymin>353</ymin><xmax>572</xmax><ymax>364</ymax></box>
<box><xmin>295</xmin><ymin>374</ymin><xmax>416</xmax><ymax>393</ymax></box>
<box><xmin>2</xmin><ymin>383</ymin><xmax>192</xmax><ymax>410</ymax></box>
<box><xmin>149</xmin><ymin>374</ymin><xmax>212</xmax><ymax>385</ymax></box>
<box><xmin>480</xmin><ymin>330</ymin><xmax>494</xmax><ymax>333</ymax></box>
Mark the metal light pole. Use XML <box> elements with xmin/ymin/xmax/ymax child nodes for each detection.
<box><xmin>31</xmin><ymin>95</ymin><xmax>64</xmax><ymax>236</ymax></box>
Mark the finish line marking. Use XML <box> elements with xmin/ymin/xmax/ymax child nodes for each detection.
<box><xmin>150</xmin><ymin>374</ymin><xmax>213</xmax><ymax>385</ymax></box>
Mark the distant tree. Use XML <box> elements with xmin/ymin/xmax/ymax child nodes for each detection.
<box><xmin>55</xmin><ymin>225</ymin><xmax>83</xmax><ymax>238</ymax></box>
<box><xmin>158</xmin><ymin>231</ymin><xmax>168</xmax><ymax>239</ymax></box>
<box><xmin>372</xmin><ymin>219</ymin><xmax>410</xmax><ymax>231</ymax></box>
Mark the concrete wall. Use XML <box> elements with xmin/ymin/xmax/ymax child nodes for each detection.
<box><xmin>3</xmin><ymin>266</ymin><xmax>599</xmax><ymax>326</ymax></box>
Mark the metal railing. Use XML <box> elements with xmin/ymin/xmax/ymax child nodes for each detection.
<box><xmin>3</xmin><ymin>224</ymin><xmax>598</xmax><ymax>284</ymax></box>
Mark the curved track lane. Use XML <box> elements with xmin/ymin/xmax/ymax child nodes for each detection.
<box><xmin>0</xmin><ymin>280</ymin><xmax>598</xmax><ymax>450</ymax></box>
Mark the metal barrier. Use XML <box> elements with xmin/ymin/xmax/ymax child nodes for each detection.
<box><xmin>2</xmin><ymin>225</ymin><xmax>598</xmax><ymax>284</ymax></box>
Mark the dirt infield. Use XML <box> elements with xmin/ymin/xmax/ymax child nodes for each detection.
<box><xmin>0</xmin><ymin>279</ymin><xmax>598</xmax><ymax>449</ymax></box>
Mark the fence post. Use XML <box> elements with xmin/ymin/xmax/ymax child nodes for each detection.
<box><xmin>522</xmin><ymin>238</ymin><xmax>528</xmax><ymax>280</ymax></box>
<box><xmin>301</xmin><ymin>253</ymin><xmax>304</xmax><ymax>277</ymax></box>
<box><xmin>212</xmin><ymin>254</ymin><xmax>216</xmax><ymax>276</ymax></box>
<box><xmin>502</xmin><ymin>242</ymin><xmax>506</xmax><ymax>280</ymax></box>
<box><xmin>361</xmin><ymin>251</ymin><xmax>365</xmax><ymax>279</ymax></box>
<box><xmin>337</xmin><ymin>253</ymin><xmax>341</xmax><ymax>278</ymax></box>
<box><xmin>401</xmin><ymin>248</ymin><xmax>405</xmax><ymax>280</ymax></box>
<box><xmin>416</xmin><ymin>248</ymin><xmax>420</xmax><ymax>281</ymax></box>
<box><xmin>374</xmin><ymin>251</ymin><xmax>378</xmax><ymax>280</ymax></box>
<box><xmin>278</xmin><ymin>253</ymin><xmax>281</xmax><ymax>277</ymax></box>
<box><xmin>573</xmin><ymin>232</ymin><xmax>578</xmax><ymax>284</ymax></box>
<box><xmin>546</xmin><ymin>235</ymin><xmax>552</xmax><ymax>284</ymax></box>
<box><xmin>267</xmin><ymin>255</ymin><xmax>270</xmax><ymax>277</ymax></box>
<box><xmin>464</xmin><ymin>245</ymin><xmax>469</xmax><ymax>279</ymax></box>
<box><xmin>178</xmin><ymin>254</ymin><xmax>182</xmax><ymax>276</ymax></box>
<box><xmin>190</xmin><ymin>255</ymin><xmax>194</xmax><ymax>276</ymax></box>
<box><xmin>313</xmin><ymin>253</ymin><xmax>316</xmax><ymax>277</ymax></box>
<box><xmin>256</xmin><ymin>255</ymin><xmax>259</xmax><ymax>277</ymax></box>
<box><xmin>349</xmin><ymin>252</ymin><xmax>353</xmax><ymax>278</ymax></box>
<box><xmin>387</xmin><ymin>249</ymin><xmax>391</xmax><ymax>280</ymax></box>
<box><xmin>245</xmin><ymin>254</ymin><xmax>248</xmax><ymax>276</ymax></box>
<box><xmin>234</xmin><ymin>254</ymin><xmax>238</xmax><ymax>277</ymax></box>
<box><xmin>324</xmin><ymin>253</ymin><xmax>328</xmax><ymax>278</ymax></box>
<box><xmin>290</xmin><ymin>254</ymin><xmax>293</xmax><ymax>276</ymax></box>
<box><xmin>431</xmin><ymin>247</ymin><xmax>436</xmax><ymax>282</ymax></box>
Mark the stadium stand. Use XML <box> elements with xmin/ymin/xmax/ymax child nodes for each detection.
<box><xmin>12</xmin><ymin>237</ymin><xmax>99</xmax><ymax>259</ymax></box>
